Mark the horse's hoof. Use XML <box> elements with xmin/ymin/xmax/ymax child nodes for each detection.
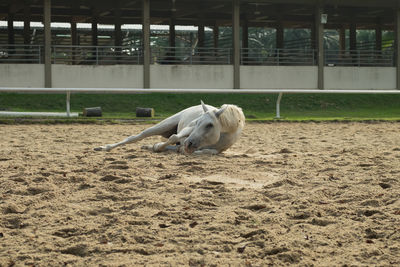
<box><xmin>141</xmin><ymin>145</ymin><xmax>153</xmax><ymax>151</ymax></box>
<box><xmin>94</xmin><ymin>145</ymin><xmax>111</xmax><ymax>152</ymax></box>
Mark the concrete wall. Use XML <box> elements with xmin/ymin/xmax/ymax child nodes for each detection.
<box><xmin>0</xmin><ymin>64</ymin><xmax>397</xmax><ymax>90</ymax></box>
<box><xmin>241</xmin><ymin>66</ymin><xmax>318</xmax><ymax>89</ymax></box>
<box><xmin>324</xmin><ymin>67</ymin><xmax>396</xmax><ymax>89</ymax></box>
<box><xmin>150</xmin><ymin>65</ymin><xmax>233</xmax><ymax>89</ymax></box>
<box><xmin>52</xmin><ymin>65</ymin><xmax>143</xmax><ymax>88</ymax></box>
<box><xmin>0</xmin><ymin>64</ymin><xmax>44</xmax><ymax>87</ymax></box>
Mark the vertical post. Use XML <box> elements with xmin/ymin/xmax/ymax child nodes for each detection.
<box><xmin>44</xmin><ymin>0</ymin><xmax>52</xmax><ymax>88</ymax></box>
<box><xmin>339</xmin><ymin>26</ymin><xmax>346</xmax><ymax>50</ymax></box>
<box><xmin>350</xmin><ymin>22</ymin><xmax>357</xmax><ymax>66</ymax></box>
<box><xmin>311</xmin><ymin>21</ymin><xmax>315</xmax><ymax>49</ymax></box>
<box><xmin>232</xmin><ymin>0</ymin><xmax>240</xmax><ymax>89</ymax></box>
<box><xmin>23</xmin><ymin>5</ymin><xmax>31</xmax><ymax>45</ymax></box>
<box><xmin>213</xmin><ymin>24</ymin><xmax>219</xmax><ymax>48</ymax></box>
<box><xmin>396</xmin><ymin>8</ymin><xmax>400</xmax><ymax>89</ymax></box>
<box><xmin>115</xmin><ymin>8</ymin><xmax>122</xmax><ymax>63</ymax></box>
<box><xmin>169</xmin><ymin>18</ymin><xmax>176</xmax><ymax>47</ymax></box>
<box><xmin>143</xmin><ymin>0</ymin><xmax>150</xmax><ymax>88</ymax></box>
<box><xmin>71</xmin><ymin>21</ymin><xmax>77</xmax><ymax>64</ymax></box>
<box><xmin>339</xmin><ymin>26</ymin><xmax>346</xmax><ymax>60</ymax></box>
<box><xmin>23</xmin><ymin>11</ymin><xmax>31</xmax><ymax>62</ymax></box>
<box><xmin>315</xmin><ymin>6</ymin><xmax>324</xmax><ymax>89</ymax></box>
<box><xmin>115</xmin><ymin>7</ymin><xmax>122</xmax><ymax>47</ymax></box>
<box><xmin>91</xmin><ymin>16</ymin><xmax>98</xmax><ymax>46</ymax></box>
<box><xmin>276</xmin><ymin>21</ymin><xmax>284</xmax><ymax>50</ymax></box>
<box><xmin>169</xmin><ymin>18</ymin><xmax>176</xmax><ymax>60</ymax></box>
<box><xmin>198</xmin><ymin>24</ymin><xmax>205</xmax><ymax>48</ymax></box>
<box><xmin>276</xmin><ymin>20</ymin><xmax>284</xmax><ymax>65</ymax></box>
<box><xmin>375</xmin><ymin>21</ymin><xmax>382</xmax><ymax>51</ymax></box>
<box><xmin>66</xmin><ymin>91</ymin><xmax>71</xmax><ymax>117</ymax></box>
<box><xmin>7</xmin><ymin>12</ymin><xmax>15</xmax><ymax>47</ymax></box>
<box><xmin>349</xmin><ymin>23</ymin><xmax>357</xmax><ymax>50</ymax></box>
<box><xmin>242</xmin><ymin>18</ymin><xmax>248</xmax><ymax>65</ymax></box>
<box><xmin>276</xmin><ymin>92</ymin><xmax>283</xmax><ymax>119</ymax></box>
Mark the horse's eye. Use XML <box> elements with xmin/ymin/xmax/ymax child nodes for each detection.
<box><xmin>206</xmin><ymin>123</ymin><xmax>213</xmax><ymax>128</ymax></box>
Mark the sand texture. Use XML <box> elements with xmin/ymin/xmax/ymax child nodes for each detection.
<box><xmin>1</xmin><ymin>122</ymin><xmax>399</xmax><ymax>266</ymax></box>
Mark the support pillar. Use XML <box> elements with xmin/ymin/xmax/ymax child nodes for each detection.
<box><xmin>115</xmin><ymin>8</ymin><xmax>122</xmax><ymax>63</ymax></box>
<box><xmin>44</xmin><ymin>0</ymin><xmax>52</xmax><ymax>88</ymax></box>
<box><xmin>115</xmin><ymin>8</ymin><xmax>122</xmax><ymax>47</ymax></box>
<box><xmin>7</xmin><ymin>12</ymin><xmax>15</xmax><ymax>48</ymax></box>
<box><xmin>349</xmin><ymin>22</ymin><xmax>357</xmax><ymax>66</ymax></box>
<box><xmin>315</xmin><ymin>6</ymin><xmax>324</xmax><ymax>89</ymax></box>
<box><xmin>213</xmin><ymin>24</ymin><xmax>219</xmax><ymax>48</ymax></box>
<box><xmin>198</xmin><ymin>19</ymin><xmax>205</xmax><ymax>62</ymax></box>
<box><xmin>169</xmin><ymin>18</ymin><xmax>176</xmax><ymax>59</ymax></box>
<box><xmin>232</xmin><ymin>0</ymin><xmax>240</xmax><ymax>89</ymax></box>
<box><xmin>23</xmin><ymin>5</ymin><xmax>31</xmax><ymax>45</ymax></box>
<box><xmin>91</xmin><ymin>16</ymin><xmax>98</xmax><ymax>46</ymax></box>
<box><xmin>169</xmin><ymin>19</ymin><xmax>176</xmax><ymax>47</ymax></box>
<box><xmin>71</xmin><ymin>22</ymin><xmax>77</xmax><ymax>45</ymax></box>
<box><xmin>243</xmin><ymin>19</ymin><xmax>248</xmax><ymax>49</ymax></box>
<box><xmin>71</xmin><ymin>21</ymin><xmax>77</xmax><ymax>64</ymax></box>
<box><xmin>276</xmin><ymin>22</ymin><xmax>284</xmax><ymax>49</ymax></box>
<box><xmin>339</xmin><ymin>26</ymin><xmax>346</xmax><ymax>51</ymax></box>
<box><xmin>375</xmin><ymin>22</ymin><xmax>382</xmax><ymax>51</ymax></box>
<box><xmin>349</xmin><ymin>23</ymin><xmax>356</xmax><ymax>50</ymax></box>
<box><xmin>143</xmin><ymin>0</ymin><xmax>150</xmax><ymax>88</ymax></box>
<box><xmin>396</xmin><ymin>9</ymin><xmax>400</xmax><ymax>89</ymax></box>
<box><xmin>242</xmin><ymin>19</ymin><xmax>248</xmax><ymax>64</ymax></box>
<box><xmin>198</xmin><ymin>24</ymin><xmax>205</xmax><ymax>48</ymax></box>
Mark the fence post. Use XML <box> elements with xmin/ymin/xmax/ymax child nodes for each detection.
<box><xmin>53</xmin><ymin>46</ymin><xmax>56</xmax><ymax>64</ymax></box>
<box><xmin>66</xmin><ymin>90</ymin><xmax>71</xmax><ymax>117</ymax></box>
<box><xmin>96</xmin><ymin>46</ymin><xmax>99</xmax><ymax>65</ymax></box>
<box><xmin>276</xmin><ymin>92</ymin><xmax>283</xmax><ymax>119</ymax></box>
<box><xmin>277</xmin><ymin>49</ymin><xmax>280</xmax><ymax>66</ymax></box>
<box><xmin>313</xmin><ymin>49</ymin><xmax>316</xmax><ymax>65</ymax></box>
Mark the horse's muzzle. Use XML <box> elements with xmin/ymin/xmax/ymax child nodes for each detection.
<box><xmin>184</xmin><ymin>140</ymin><xmax>197</xmax><ymax>154</ymax></box>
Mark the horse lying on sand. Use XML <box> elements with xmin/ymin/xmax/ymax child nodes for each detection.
<box><xmin>94</xmin><ymin>101</ymin><xmax>245</xmax><ymax>155</ymax></box>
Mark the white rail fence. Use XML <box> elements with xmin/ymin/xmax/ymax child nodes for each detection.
<box><xmin>0</xmin><ymin>87</ymin><xmax>400</xmax><ymax>119</ymax></box>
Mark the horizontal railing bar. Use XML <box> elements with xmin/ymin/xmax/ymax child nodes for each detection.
<box><xmin>1</xmin><ymin>87</ymin><xmax>399</xmax><ymax>94</ymax></box>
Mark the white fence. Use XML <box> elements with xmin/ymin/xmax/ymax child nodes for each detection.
<box><xmin>1</xmin><ymin>87</ymin><xmax>400</xmax><ymax>118</ymax></box>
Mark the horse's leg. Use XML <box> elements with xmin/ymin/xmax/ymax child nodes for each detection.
<box><xmin>193</xmin><ymin>148</ymin><xmax>219</xmax><ymax>155</ymax></box>
<box><xmin>151</xmin><ymin>126</ymin><xmax>194</xmax><ymax>152</ymax></box>
<box><xmin>94</xmin><ymin>114</ymin><xmax>181</xmax><ymax>152</ymax></box>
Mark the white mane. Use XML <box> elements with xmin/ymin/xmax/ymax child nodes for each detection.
<box><xmin>218</xmin><ymin>104</ymin><xmax>245</xmax><ymax>133</ymax></box>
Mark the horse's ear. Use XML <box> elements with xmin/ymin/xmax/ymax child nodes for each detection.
<box><xmin>215</xmin><ymin>106</ymin><xmax>227</xmax><ymax>118</ymax></box>
<box><xmin>201</xmin><ymin>100</ymin><xmax>208</xmax><ymax>113</ymax></box>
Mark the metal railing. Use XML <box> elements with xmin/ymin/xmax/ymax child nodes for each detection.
<box><xmin>1</xmin><ymin>87</ymin><xmax>399</xmax><ymax>118</ymax></box>
<box><xmin>52</xmin><ymin>45</ymin><xmax>143</xmax><ymax>65</ymax></box>
<box><xmin>241</xmin><ymin>48</ymin><xmax>316</xmax><ymax>66</ymax></box>
<box><xmin>151</xmin><ymin>47</ymin><xmax>231</xmax><ymax>65</ymax></box>
<box><xmin>0</xmin><ymin>44</ymin><xmax>42</xmax><ymax>63</ymax></box>
<box><xmin>0</xmin><ymin>44</ymin><xmax>396</xmax><ymax>67</ymax></box>
<box><xmin>325</xmin><ymin>49</ymin><xmax>394</xmax><ymax>67</ymax></box>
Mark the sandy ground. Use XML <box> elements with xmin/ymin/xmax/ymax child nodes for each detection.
<box><xmin>0</xmin><ymin>122</ymin><xmax>399</xmax><ymax>266</ymax></box>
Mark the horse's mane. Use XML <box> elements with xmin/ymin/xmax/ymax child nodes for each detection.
<box><xmin>218</xmin><ymin>104</ymin><xmax>245</xmax><ymax>133</ymax></box>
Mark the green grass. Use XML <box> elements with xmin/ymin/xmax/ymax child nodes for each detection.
<box><xmin>1</xmin><ymin>92</ymin><xmax>400</xmax><ymax>122</ymax></box>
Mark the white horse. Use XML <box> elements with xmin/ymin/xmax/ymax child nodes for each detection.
<box><xmin>94</xmin><ymin>101</ymin><xmax>245</xmax><ymax>155</ymax></box>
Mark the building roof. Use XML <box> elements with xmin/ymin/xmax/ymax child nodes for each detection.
<box><xmin>0</xmin><ymin>0</ymin><xmax>398</xmax><ymax>30</ymax></box>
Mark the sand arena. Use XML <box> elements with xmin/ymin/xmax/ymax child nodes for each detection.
<box><xmin>1</xmin><ymin>122</ymin><xmax>399</xmax><ymax>266</ymax></box>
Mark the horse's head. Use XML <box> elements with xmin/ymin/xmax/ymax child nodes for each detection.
<box><xmin>183</xmin><ymin>101</ymin><xmax>227</xmax><ymax>154</ymax></box>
